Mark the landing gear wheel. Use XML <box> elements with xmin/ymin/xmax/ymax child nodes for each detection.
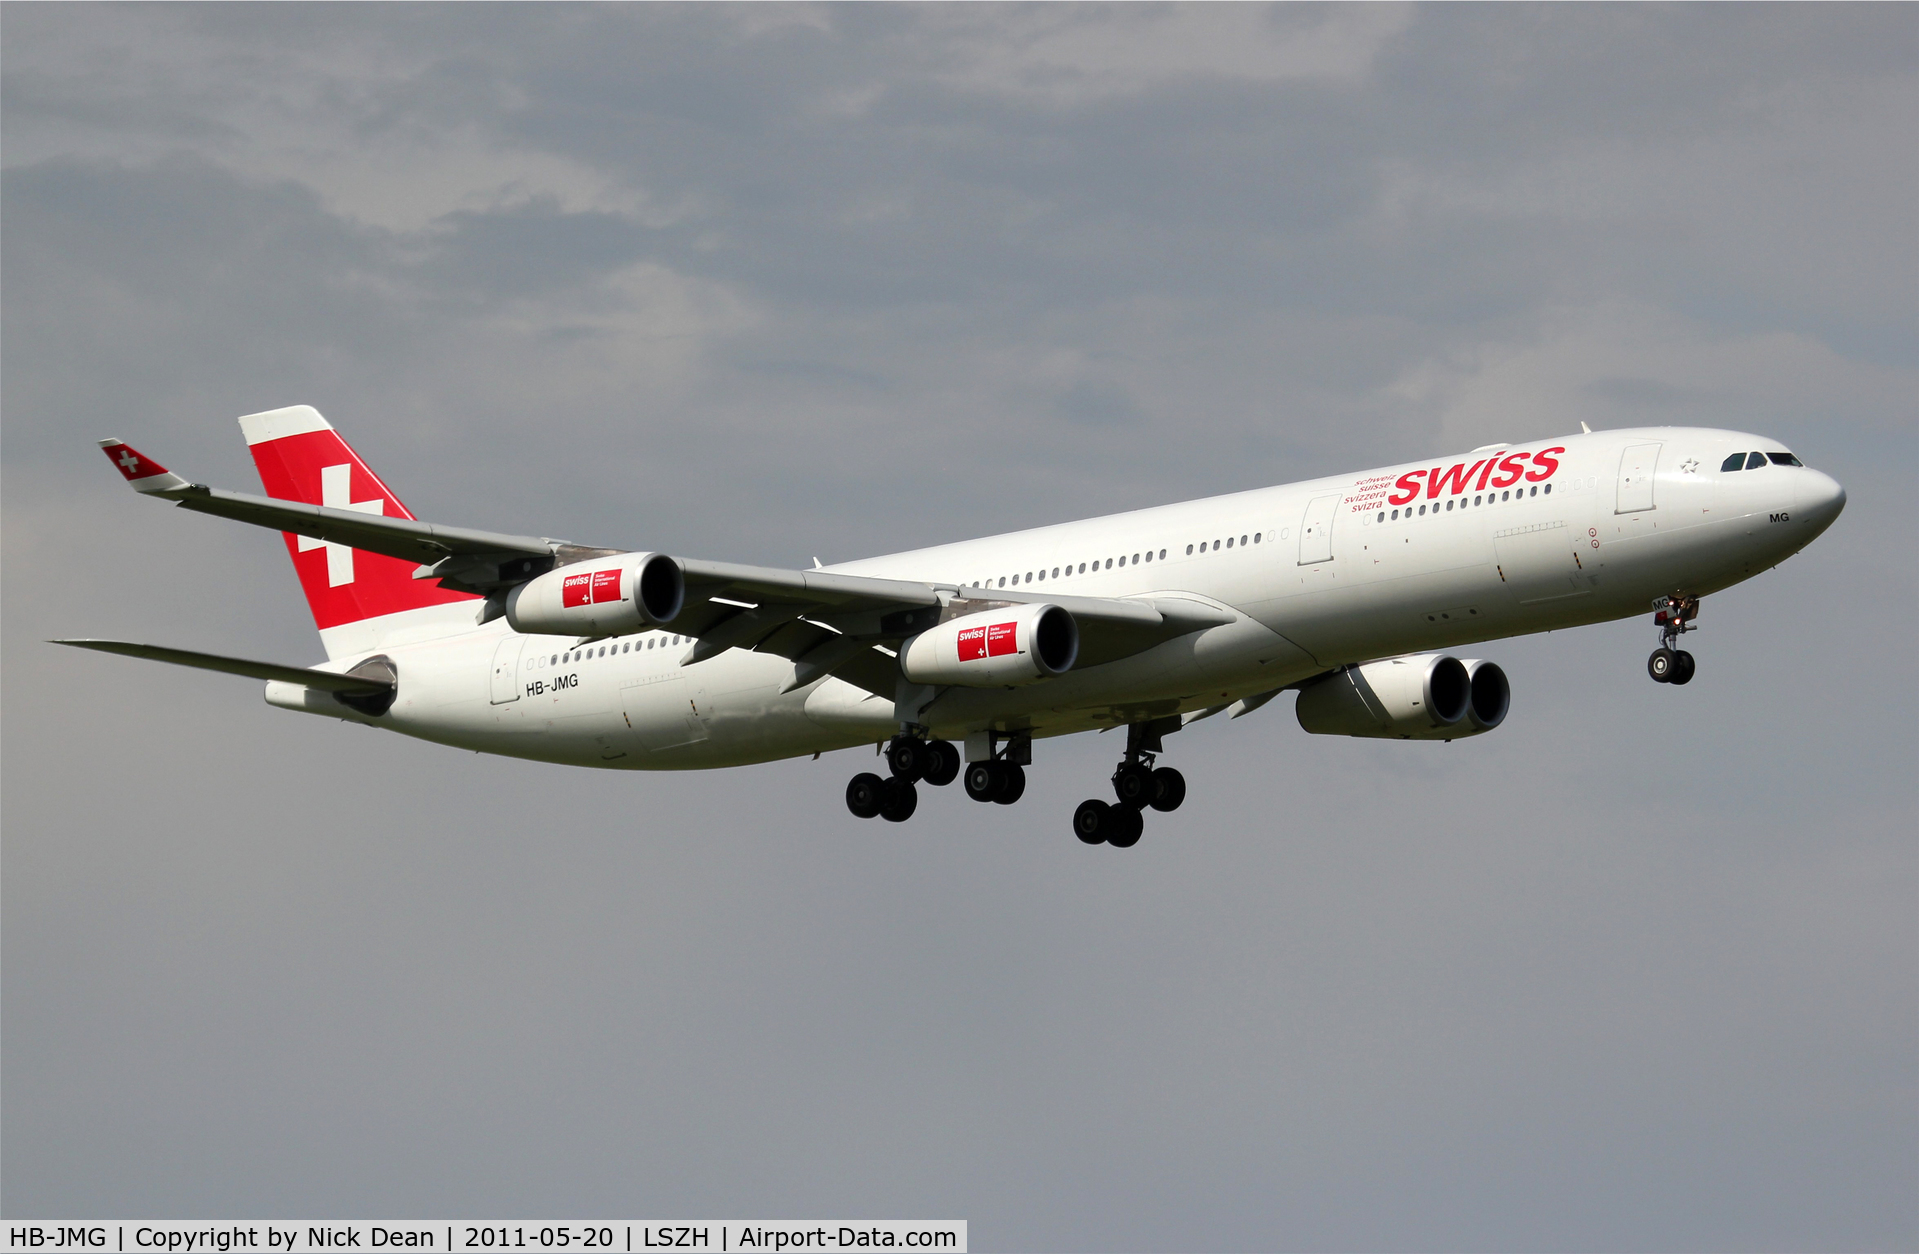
<box><xmin>846</xmin><ymin>772</ymin><xmax>886</xmax><ymax>819</ymax></box>
<box><xmin>1112</xmin><ymin>762</ymin><xmax>1156</xmax><ymax>809</ymax></box>
<box><xmin>922</xmin><ymin>740</ymin><xmax>961</xmax><ymax>786</ymax></box>
<box><xmin>993</xmin><ymin>762</ymin><xmax>1026</xmax><ymax>805</ymax></box>
<box><xmin>1669</xmin><ymin>650</ymin><xmax>1696</xmax><ymax>685</ymax></box>
<box><xmin>1073</xmin><ymin>799</ymin><xmax>1111</xmax><ymax>844</ymax></box>
<box><xmin>1148</xmin><ymin>767</ymin><xmax>1186</xmax><ymax>813</ymax></box>
<box><xmin>964</xmin><ymin>761</ymin><xmax>1001</xmax><ymax>802</ymax></box>
<box><xmin>878</xmin><ymin>777</ymin><xmax>918</xmax><ymax>822</ymax></box>
<box><xmin>886</xmin><ymin>737</ymin><xmax>927</xmax><ymax>781</ymax></box>
<box><xmin>1648</xmin><ymin>648</ymin><xmax>1675</xmax><ymax>683</ymax></box>
<box><xmin>1106</xmin><ymin>805</ymin><xmax>1144</xmax><ymax>848</ymax></box>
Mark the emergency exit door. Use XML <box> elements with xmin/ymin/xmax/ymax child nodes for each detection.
<box><xmin>1616</xmin><ymin>442</ymin><xmax>1662</xmax><ymax>514</ymax></box>
<box><xmin>1298</xmin><ymin>494</ymin><xmax>1340</xmax><ymax>565</ymax></box>
<box><xmin>489</xmin><ymin>635</ymin><xmax>526</xmax><ymax>704</ymax></box>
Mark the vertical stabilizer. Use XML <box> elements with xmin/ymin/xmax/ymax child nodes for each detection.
<box><xmin>239</xmin><ymin>405</ymin><xmax>480</xmax><ymax>659</ymax></box>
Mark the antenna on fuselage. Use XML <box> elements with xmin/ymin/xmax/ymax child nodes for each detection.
<box><xmin>1580</xmin><ymin>422</ymin><xmax>1593</xmax><ymax>434</ymax></box>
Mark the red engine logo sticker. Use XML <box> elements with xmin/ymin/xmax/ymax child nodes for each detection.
<box><xmin>958</xmin><ymin>621</ymin><xmax>1021</xmax><ymax>661</ymax></box>
<box><xmin>562</xmin><ymin>568</ymin><xmax>623</xmax><ymax>608</ymax></box>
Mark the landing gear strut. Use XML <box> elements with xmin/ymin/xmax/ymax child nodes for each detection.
<box><xmin>1648</xmin><ymin>594</ymin><xmax>1699</xmax><ymax>686</ymax></box>
<box><xmin>1074</xmin><ymin>718</ymin><xmax>1185</xmax><ymax>848</ymax></box>
<box><xmin>846</xmin><ymin>732</ymin><xmax>959</xmax><ymax>822</ymax></box>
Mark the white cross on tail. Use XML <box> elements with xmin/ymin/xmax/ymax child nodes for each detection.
<box><xmin>297</xmin><ymin>464</ymin><xmax>384</xmax><ymax>586</ymax></box>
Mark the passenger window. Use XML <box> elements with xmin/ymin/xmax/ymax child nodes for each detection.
<box><xmin>1544</xmin><ymin>483</ymin><xmax>1552</xmax><ymax>494</ymax></box>
<box><xmin>1746</xmin><ymin>451</ymin><xmax>1767</xmax><ymax>470</ymax></box>
<box><xmin>1052</xmin><ymin>567</ymin><xmax>1059</xmax><ymax>577</ymax></box>
<box><xmin>1105</xmin><ymin>558</ymin><xmax>1112</xmax><ymax>569</ymax></box>
<box><xmin>1158</xmin><ymin>549</ymin><xmax>1166</xmax><ymax>559</ymax></box>
<box><xmin>1446</xmin><ymin>500</ymin><xmax>1454</xmax><ymax>511</ymax></box>
<box><xmin>1377</xmin><ymin>512</ymin><xmax>1385</xmax><ymax>523</ymax></box>
<box><xmin>1132</xmin><ymin>553</ymin><xmax>1140</xmax><ymax>563</ymax></box>
<box><xmin>1186</xmin><ymin>544</ymin><xmax>1194</xmax><ymax>555</ymax></box>
<box><xmin>1418</xmin><ymin>505</ymin><xmax>1425</xmax><ymax>515</ymax></box>
<box><xmin>1241</xmin><ymin>535</ymin><xmax>1248</xmax><ymax>545</ymax></box>
<box><xmin>1768</xmin><ymin>452</ymin><xmax>1803</xmax><ymax>467</ymax></box>
<box><xmin>1214</xmin><ymin>540</ymin><xmax>1222</xmax><ymax>551</ymax></box>
<box><xmin>1253</xmin><ymin>533</ymin><xmax>1261</xmax><ymax>543</ymax></box>
<box><xmin>1473</xmin><ymin>495</ymin><xmax>1482</xmax><ymax>505</ymax></box>
<box><xmin>1721</xmin><ymin>453</ymin><xmax>1745</xmax><ymax>472</ymax></box>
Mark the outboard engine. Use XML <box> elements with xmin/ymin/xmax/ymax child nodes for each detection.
<box><xmin>1295</xmin><ymin>653</ymin><xmax>1500</xmax><ymax>740</ymax></box>
<box><xmin>504</xmin><ymin>552</ymin><xmax>683</xmax><ymax>638</ymax></box>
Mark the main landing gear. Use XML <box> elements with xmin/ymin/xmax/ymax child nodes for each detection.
<box><xmin>845</xmin><ymin>721</ymin><xmax>1190</xmax><ymax>849</ymax></box>
<box><xmin>845</xmin><ymin>733</ymin><xmax>960</xmax><ymax>822</ymax></box>
<box><xmin>1073</xmin><ymin>720</ymin><xmax>1185</xmax><ymax>850</ymax></box>
<box><xmin>1648</xmin><ymin>593</ymin><xmax>1700</xmax><ymax>686</ymax></box>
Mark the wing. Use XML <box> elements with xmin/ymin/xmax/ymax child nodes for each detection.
<box><xmin>100</xmin><ymin>438</ymin><xmax>566</xmax><ymax>569</ymax></box>
<box><xmin>668</xmin><ymin>562</ymin><xmax>1234</xmax><ymax>696</ymax></box>
<box><xmin>98</xmin><ymin>438</ymin><xmax>1236</xmax><ymax>698</ymax></box>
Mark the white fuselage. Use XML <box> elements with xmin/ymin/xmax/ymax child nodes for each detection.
<box><xmin>266</xmin><ymin>428</ymin><xmax>1845</xmax><ymax>769</ymax></box>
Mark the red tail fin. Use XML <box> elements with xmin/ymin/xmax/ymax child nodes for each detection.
<box><xmin>239</xmin><ymin>406</ymin><xmax>477</xmax><ymax>651</ymax></box>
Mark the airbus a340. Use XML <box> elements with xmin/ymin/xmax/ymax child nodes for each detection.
<box><xmin>65</xmin><ymin>405</ymin><xmax>1844</xmax><ymax>847</ymax></box>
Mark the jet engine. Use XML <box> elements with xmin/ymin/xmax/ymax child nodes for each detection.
<box><xmin>1459</xmin><ymin>659</ymin><xmax>1511</xmax><ymax>733</ymax></box>
<box><xmin>899</xmin><ymin>603</ymin><xmax>1078</xmax><ymax>687</ymax></box>
<box><xmin>1295</xmin><ymin>653</ymin><xmax>1507</xmax><ymax>740</ymax></box>
<box><xmin>504</xmin><ymin>552</ymin><xmax>684</xmax><ymax>638</ymax></box>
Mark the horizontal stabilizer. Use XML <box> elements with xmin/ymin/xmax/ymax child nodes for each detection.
<box><xmin>50</xmin><ymin>639</ymin><xmax>392</xmax><ymax>695</ymax></box>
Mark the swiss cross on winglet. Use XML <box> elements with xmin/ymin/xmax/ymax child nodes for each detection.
<box><xmin>97</xmin><ymin>439</ymin><xmax>190</xmax><ymax>494</ymax></box>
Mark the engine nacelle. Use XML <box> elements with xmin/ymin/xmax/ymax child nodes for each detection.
<box><xmin>1459</xmin><ymin>659</ymin><xmax>1510</xmax><ymax>733</ymax></box>
<box><xmin>504</xmin><ymin>552</ymin><xmax>683</xmax><ymax>638</ymax></box>
<box><xmin>1295</xmin><ymin>653</ymin><xmax>1486</xmax><ymax>740</ymax></box>
<box><xmin>899</xmin><ymin>604</ymin><xmax>1078</xmax><ymax>687</ymax></box>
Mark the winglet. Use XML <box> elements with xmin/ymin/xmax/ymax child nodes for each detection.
<box><xmin>97</xmin><ymin>439</ymin><xmax>191</xmax><ymax>494</ymax></box>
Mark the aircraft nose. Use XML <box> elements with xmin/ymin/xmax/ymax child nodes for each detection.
<box><xmin>1802</xmin><ymin>469</ymin><xmax>1846</xmax><ymax>523</ymax></box>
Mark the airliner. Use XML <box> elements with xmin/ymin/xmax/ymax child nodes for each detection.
<box><xmin>65</xmin><ymin>405</ymin><xmax>1845</xmax><ymax>848</ymax></box>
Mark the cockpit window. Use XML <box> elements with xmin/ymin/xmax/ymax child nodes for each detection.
<box><xmin>1767</xmin><ymin>452</ymin><xmax>1803</xmax><ymax>467</ymax></box>
<box><xmin>1721</xmin><ymin>453</ymin><xmax>1745</xmax><ymax>472</ymax></box>
<box><xmin>1745</xmin><ymin>451</ymin><xmax>1768</xmax><ymax>470</ymax></box>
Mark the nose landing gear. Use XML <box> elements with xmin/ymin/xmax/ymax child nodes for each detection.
<box><xmin>1648</xmin><ymin>594</ymin><xmax>1699</xmax><ymax>686</ymax></box>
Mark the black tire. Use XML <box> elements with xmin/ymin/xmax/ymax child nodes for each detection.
<box><xmin>1648</xmin><ymin>648</ymin><xmax>1674</xmax><ymax>682</ymax></box>
<box><xmin>1148</xmin><ymin>767</ymin><xmax>1186</xmax><ymax>813</ymax></box>
<box><xmin>1107</xmin><ymin>805</ymin><xmax>1143</xmax><ymax>848</ymax></box>
<box><xmin>1669</xmin><ymin>650</ymin><xmax>1696</xmax><ymax>685</ymax></box>
<box><xmin>886</xmin><ymin>737</ymin><xmax>926</xmax><ymax>781</ymax></box>
<box><xmin>1073</xmin><ymin>799</ymin><xmax>1110</xmax><ymax>844</ymax></box>
<box><xmin>994</xmin><ymin>762</ymin><xmax>1027</xmax><ymax>805</ymax></box>
<box><xmin>922</xmin><ymin>740</ymin><xmax>961</xmax><ymax>786</ymax></box>
<box><xmin>1112</xmin><ymin>762</ymin><xmax>1155</xmax><ymax>809</ymax></box>
<box><xmin>964</xmin><ymin>761</ymin><xmax>1000</xmax><ymax>802</ymax></box>
<box><xmin>879</xmin><ymin>777</ymin><xmax>918</xmax><ymax>822</ymax></box>
<box><xmin>846</xmin><ymin>773</ymin><xmax>885</xmax><ymax>819</ymax></box>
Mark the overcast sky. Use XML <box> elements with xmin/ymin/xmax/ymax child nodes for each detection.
<box><xmin>3</xmin><ymin>5</ymin><xmax>1914</xmax><ymax>1248</ymax></box>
